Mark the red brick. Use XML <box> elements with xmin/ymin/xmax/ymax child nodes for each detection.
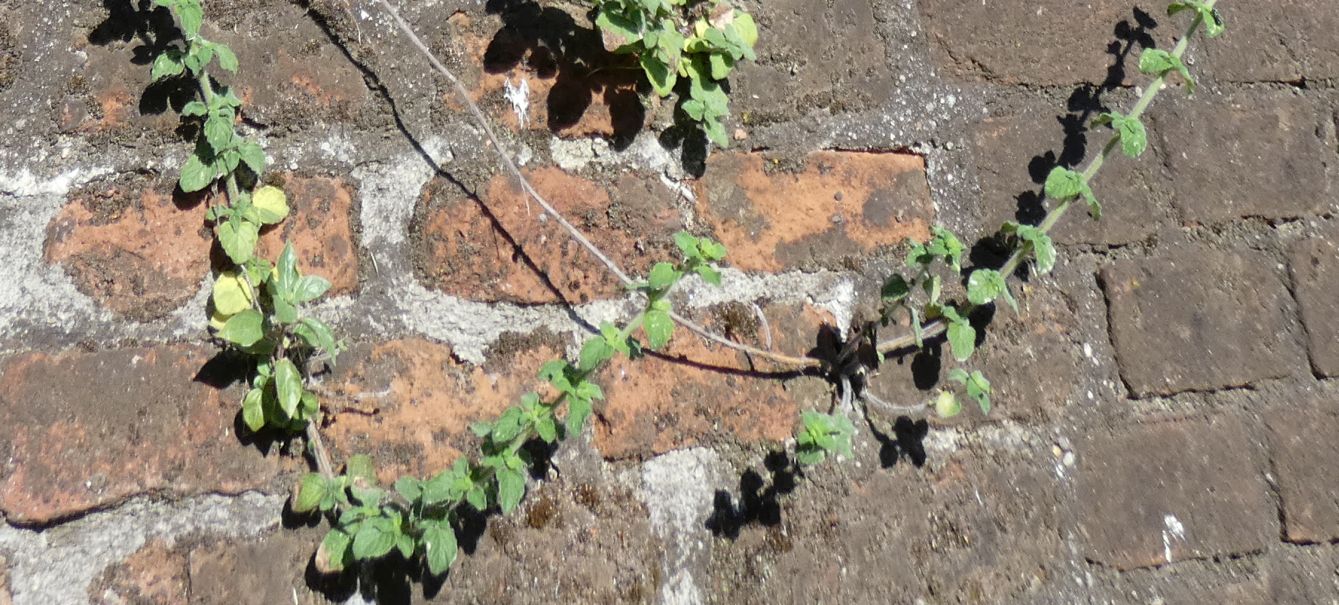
<box><xmin>256</xmin><ymin>174</ymin><xmax>361</xmax><ymax>296</ymax></box>
<box><xmin>1290</xmin><ymin>231</ymin><xmax>1339</xmax><ymax>377</ymax></box>
<box><xmin>91</xmin><ymin>540</ymin><xmax>189</xmax><ymax>605</ymax></box>
<box><xmin>0</xmin><ymin>346</ymin><xmax>288</xmax><ymax>524</ymax></box>
<box><xmin>1265</xmin><ymin>398</ymin><xmax>1339</xmax><ymax>544</ymax></box>
<box><xmin>1102</xmin><ymin>246</ymin><xmax>1305</xmax><ymax>397</ymax></box>
<box><xmin>44</xmin><ymin>174</ymin><xmax>211</xmax><ymax>321</ymax></box>
<box><xmin>1150</xmin><ymin>94</ymin><xmax>1330</xmax><ymax>225</ymax></box>
<box><xmin>694</xmin><ymin>151</ymin><xmax>933</xmax><ymax>272</ymax></box>
<box><xmin>412</xmin><ymin>168</ymin><xmax>681</xmax><ymax>305</ymax></box>
<box><xmin>1075</xmin><ymin>415</ymin><xmax>1275</xmax><ymax>570</ymax></box>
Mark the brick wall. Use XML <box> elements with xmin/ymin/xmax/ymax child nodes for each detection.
<box><xmin>0</xmin><ymin>0</ymin><xmax>1336</xmax><ymax>603</ymax></box>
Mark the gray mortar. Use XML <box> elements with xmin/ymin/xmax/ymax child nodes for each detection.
<box><xmin>638</xmin><ymin>448</ymin><xmax>729</xmax><ymax>605</ymax></box>
<box><xmin>0</xmin><ymin>493</ymin><xmax>283</xmax><ymax>605</ymax></box>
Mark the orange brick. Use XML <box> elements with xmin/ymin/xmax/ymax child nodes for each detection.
<box><xmin>695</xmin><ymin>151</ymin><xmax>934</xmax><ymax>272</ymax></box>
<box><xmin>256</xmin><ymin>174</ymin><xmax>361</xmax><ymax>296</ymax></box>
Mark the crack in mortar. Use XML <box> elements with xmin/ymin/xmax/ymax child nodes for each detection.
<box><xmin>0</xmin><ymin>492</ymin><xmax>283</xmax><ymax>605</ymax></box>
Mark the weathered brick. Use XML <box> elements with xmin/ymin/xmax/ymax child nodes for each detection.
<box><xmin>1266</xmin><ymin>547</ymin><xmax>1339</xmax><ymax>604</ymax></box>
<box><xmin>45</xmin><ymin>173</ymin><xmax>360</xmax><ymax>319</ymax></box>
<box><xmin>1196</xmin><ymin>0</ymin><xmax>1339</xmax><ymax>83</ymax></box>
<box><xmin>186</xmin><ymin>530</ymin><xmax>323</xmax><ymax>605</ymax></box>
<box><xmin>447</xmin><ymin>11</ymin><xmax>646</xmax><ymax>140</ymax></box>
<box><xmin>594</xmin><ymin>302</ymin><xmax>831</xmax><ymax>459</ymax></box>
<box><xmin>412</xmin><ymin>168</ymin><xmax>681</xmax><ymax>305</ymax></box>
<box><xmin>970</xmin><ymin>108</ymin><xmax>1168</xmax><ymax>245</ymax></box>
<box><xmin>730</xmin><ymin>0</ymin><xmax>896</xmax><ymax>120</ymax></box>
<box><xmin>0</xmin><ymin>346</ymin><xmax>287</xmax><ymax>524</ymax></box>
<box><xmin>90</xmin><ymin>540</ymin><xmax>189</xmax><ymax>605</ymax></box>
<box><xmin>974</xmin><ymin>282</ymin><xmax>1086</xmax><ymax>421</ymax></box>
<box><xmin>1289</xmin><ymin>231</ymin><xmax>1339</xmax><ymax>377</ymax></box>
<box><xmin>1150</xmin><ymin>94</ymin><xmax>1330</xmax><ymax>225</ymax></box>
<box><xmin>1265</xmin><ymin>398</ymin><xmax>1339</xmax><ymax>544</ymax></box>
<box><xmin>1075</xmin><ymin>415</ymin><xmax>1275</xmax><ymax>570</ymax></box>
<box><xmin>920</xmin><ymin>1</ymin><xmax>1176</xmax><ymax>85</ymax></box>
<box><xmin>256</xmin><ymin>174</ymin><xmax>361</xmax><ymax>296</ymax></box>
<box><xmin>1102</xmin><ymin>246</ymin><xmax>1305</xmax><ymax>397</ymax></box>
<box><xmin>44</xmin><ymin>174</ymin><xmax>211</xmax><ymax>321</ymax></box>
<box><xmin>694</xmin><ymin>151</ymin><xmax>933</xmax><ymax>272</ymax></box>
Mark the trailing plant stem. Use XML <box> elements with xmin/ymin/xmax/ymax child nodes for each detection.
<box><xmin>876</xmin><ymin>4</ymin><xmax>1212</xmax><ymax>356</ymax></box>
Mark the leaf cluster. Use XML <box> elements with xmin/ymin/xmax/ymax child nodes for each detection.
<box><xmin>593</xmin><ymin>0</ymin><xmax>758</xmax><ymax>146</ymax></box>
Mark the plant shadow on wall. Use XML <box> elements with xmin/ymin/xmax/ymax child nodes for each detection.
<box><xmin>88</xmin><ymin>0</ymin><xmax>208</xmax><ymax>130</ymax></box>
<box><xmin>483</xmin><ymin>0</ymin><xmax>649</xmax><ymax>149</ymax></box>
<box><xmin>706</xmin><ymin>7</ymin><xmax>1162</xmax><ymax>540</ymax></box>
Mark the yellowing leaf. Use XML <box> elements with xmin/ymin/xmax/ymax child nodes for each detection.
<box><xmin>252</xmin><ymin>185</ymin><xmax>289</xmax><ymax>225</ymax></box>
<box><xmin>211</xmin><ymin>270</ymin><xmax>254</xmax><ymax>316</ymax></box>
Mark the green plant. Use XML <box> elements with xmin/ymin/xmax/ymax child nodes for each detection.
<box><xmin>148</xmin><ymin>1</ymin><xmax>343</xmax><ymax>430</ymax></box>
<box><xmin>592</xmin><ymin>0</ymin><xmax>758</xmax><ymax>146</ymax></box>
<box><xmin>293</xmin><ymin>231</ymin><xmax>729</xmax><ymax>576</ymax></box>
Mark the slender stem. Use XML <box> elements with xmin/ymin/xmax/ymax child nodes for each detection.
<box><xmin>876</xmin><ymin>6</ymin><xmax>1212</xmax><ymax>355</ymax></box>
<box><xmin>371</xmin><ymin>0</ymin><xmax>819</xmax><ymax>369</ymax></box>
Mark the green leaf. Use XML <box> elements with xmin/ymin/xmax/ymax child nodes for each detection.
<box><xmin>646</xmin><ymin>262</ymin><xmax>679</xmax><ymax>291</ymax></box>
<box><xmin>882</xmin><ymin>274</ymin><xmax>911</xmax><ymax>303</ymax></box>
<box><xmin>316</xmin><ymin>528</ymin><xmax>352</xmax><ymax>573</ymax></box>
<box><xmin>1169</xmin><ymin>1</ymin><xmax>1225</xmax><ymax>37</ymax></box>
<box><xmin>1044</xmin><ymin>167</ymin><xmax>1085</xmax><ymax>200</ymax></box>
<box><xmin>423</xmin><ymin>522</ymin><xmax>458</xmax><ymax>576</ymax></box>
<box><xmin>238</xmin><ymin>141</ymin><xmax>267</xmax><ymax>176</ymax></box>
<box><xmin>1082</xmin><ymin>187</ymin><xmax>1102</xmax><ymax>220</ymax></box>
<box><xmin>241</xmin><ymin>387</ymin><xmax>265</xmax><ymax>432</ymax></box>
<box><xmin>175</xmin><ymin>0</ymin><xmax>204</xmax><ymax>38</ymax></box>
<box><xmin>218</xmin><ymin>309</ymin><xmax>264</xmax><ymax>347</ymax></box>
<box><xmin>966</xmin><ymin>269</ymin><xmax>1006</xmax><ymax>306</ymax></box>
<box><xmin>293</xmin><ymin>473</ymin><xmax>326</xmax><ymax>513</ymax></box>
<box><xmin>274</xmin><ymin>358</ymin><xmax>303</xmax><ymax>418</ymax></box>
<box><xmin>674</xmin><ymin>232</ymin><xmax>699</xmax><ymax>258</ymax></box>
<box><xmin>708</xmin><ymin>53</ymin><xmax>733</xmax><ymax>80</ymax></box>
<box><xmin>215</xmin><ymin>43</ymin><xmax>239</xmax><ymax>72</ymax></box>
<box><xmin>496</xmin><ymin>468</ymin><xmax>526</xmax><ymax>514</ymax></box>
<box><xmin>351</xmin><ymin>518</ymin><xmax>397</xmax><ymax>560</ymax></box>
<box><xmin>1117</xmin><ymin>116</ymin><xmax>1148</xmax><ymax>158</ymax></box>
<box><xmin>211</xmin><ymin>270</ymin><xmax>254</xmax><ymax>316</ymax></box>
<box><xmin>251</xmin><ymin>185</ymin><xmax>288</xmax><ymax>225</ymax></box>
<box><xmin>946</xmin><ymin>315</ymin><xmax>976</xmax><ymax>362</ymax></box>
<box><xmin>579</xmin><ymin>336</ymin><xmax>614</xmax><ymax>372</ymax></box>
<box><xmin>293</xmin><ymin>275</ymin><xmax>331</xmax><ymax>304</ymax></box>
<box><xmin>295</xmin><ymin>317</ymin><xmax>338</xmax><ymax>360</ymax></box>
<box><xmin>965</xmin><ymin>370</ymin><xmax>992</xmax><ymax>414</ymax></box>
<box><xmin>182</xmin><ymin>100</ymin><xmax>207</xmax><ymax>117</ymax></box>
<box><xmin>151</xmin><ymin>50</ymin><xmax>185</xmax><ymax>81</ymax></box>
<box><xmin>935</xmin><ymin>390</ymin><xmax>961</xmax><ymax>418</ymax></box>
<box><xmin>595</xmin><ymin>9</ymin><xmax>642</xmax><ymax>51</ymax></box>
<box><xmin>694</xmin><ymin>265</ymin><xmax>722</xmax><ymax>286</ymax></box>
<box><xmin>217</xmin><ymin>218</ymin><xmax>259</xmax><ymax>265</ymax></box>
<box><xmin>275</xmin><ymin>242</ymin><xmax>300</xmax><ymax>300</ymax></box>
<box><xmin>179</xmin><ymin>153</ymin><xmax>214</xmax><ymax>192</ymax></box>
<box><xmin>643</xmin><ymin>308</ymin><xmax>674</xmax><ymax>350</ymax></box>
<box><xmin>565</xmin><ymin>396</ymin><xmax>593</xmax><ymax>436</ymax></box>
<box><xmin>641</xmin><ymin>54</ymin><xmax>677</xmax><ymax>97</ymax></box>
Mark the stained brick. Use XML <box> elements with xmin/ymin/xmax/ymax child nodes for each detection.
<box><xmin>1265</xmin><ymin>398</ymin><xmax>1339</xmax><ymax>544</ymax></box>
<box><xmin>45</xmin><ymin>173</ymin><xmax>360</xmax><ymax>319</ymax></box>
<box><xmin>0</xmin><ymin>346</ymin><xmax>288</xmax><ymax>524</ymax></box>
<box><xmin>1289</xmin><ymin>231</ymin><xmax>1339</xmax><ymax>377</ymax></box>
<box><xmin>694</xmin><ymin>151</ymin><xmax>933</xmax><ymax>272</ymax></box>
<box><xmin>970</xmin><ymin>108</ymin><xmax>1169</xmax><ymax>246</ymax></box>
<box><xmin>1151</xmin><ymin>94</ymin><xmax>1331</xmax><ymax>225</ymax></box>
<box><xmin>90</xmin><ymin>540</ymin><xmax>189</xmax><ymax>605</ymax></box>
<box><xmin>975</xmin><ymin>282</ymin><xmax>1086</xmax><ymax>421</ymax></box>
<box><xmin>920</xmin><ymin>1</ymin><xmax>1175</xmax><ymax>85</ymax></box>
<box><xmin>1075</xmin><ymin>415</ymin><xmax>1275</xmax><ymax>570</ymax></box>
<box><xmin>1101</xmin><ymin>246</ymin><xmax>1305</xmax><ymax>397</ymax></box>
<box><xmin>412</xmin><ymin>168</ymin><xmax>681</xmax><ymax>305</ymax></box>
